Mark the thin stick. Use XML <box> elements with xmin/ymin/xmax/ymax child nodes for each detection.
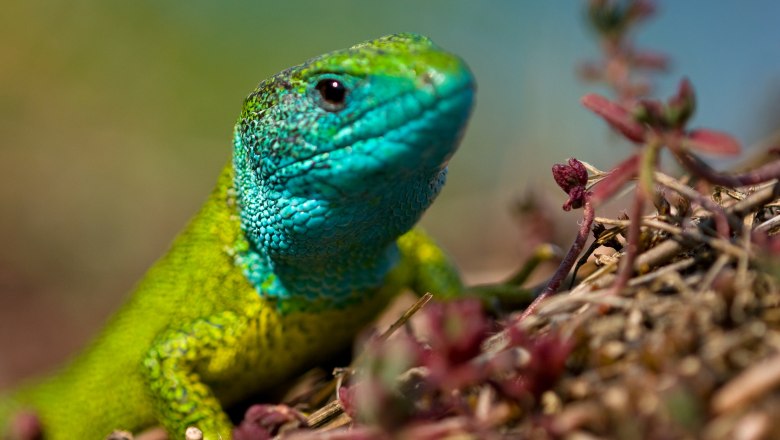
<box><xmin>729</xmin><ymin>181</ymin><xmax>780</xmax><ymax>215</ymax></box>
<box><xmin>641</xmin><ymin>219</ymin><xmax>748</xmax><ymax>259</ymax></box>
<box><xmin>306</xmin><ymin>400</ymin><xmax>344</xmax><ymax>429</ymax></box>
<box><xmin>631</xmin><ymin>182</ymin><xmax>780</xmax><ymax>270</ymax></box>
<box><xmin>376</xmin><ymin>292</ymin><xmax>433</xmax><ymax>343</ymax></box>
<box><xmin>627</xmin><ymin>257</ymin><xmax>696</xmax><ymax>287</ymax></box>
<box><xmin>735</xmin><ymin>218</ymin><xmax>753</xmax><ymax>296</ymax></box>
<box><xmin>755</xmin><ymin>214</ymin><xmax>780</xmax><ymax>233</ymax></box>
<box><xmin>698</xmin><ymin>254</ymin><xmax>732</xmax><ymax>294</ymax></box>
<box><xmin>609</xmin><ymin>189</ymin><xmax>645</xmax><ymax>295</ymax></box>
<box><xmin>654</xmin><ymin>170</ymin><xmax>734</xmax><ymax>237</ymax></box>
<box><xmin>596</xmin><ymin>216</ymin><xmax>748</xmax><ymax>260</ymax></box>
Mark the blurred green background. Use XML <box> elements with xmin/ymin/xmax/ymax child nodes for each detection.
<box><xmin>2</xmin><ymin>1</ymin><xmax>779</xmax><ymax>385</ymax></box>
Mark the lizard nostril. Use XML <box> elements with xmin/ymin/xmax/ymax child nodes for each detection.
<box><xmin>416</xmin><ymin>54</ymin><xmax>474</xmax><ymax>98</ymax></box>
<box><xmin>419</xmin><ymin>70</ymin><xmax>444</xmax><ymax>92</ymax></box>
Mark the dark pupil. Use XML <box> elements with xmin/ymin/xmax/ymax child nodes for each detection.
<box><xmin>316</xmin><ymin>79</ymin><xmax>347</xmax><ymax>106</ymax></box>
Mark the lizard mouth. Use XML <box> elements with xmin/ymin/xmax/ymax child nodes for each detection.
<box><xmin>271</xmin><ymin>81</ymin><xmax>474</xmax><ymax>184</ymax></box>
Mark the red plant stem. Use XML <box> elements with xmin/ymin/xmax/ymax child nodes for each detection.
<box><xmin>675</xmin><ymin>150</ymin><xmax>780</xmax><ymax>187</ymax></box>
<box><xmin>610</xmin><ymin>188</ymin><xmax>645</xmax><ymax>295</ymax></box>
<box><xmin>519</xmin><ymin>198</ymin><xmax>595</xmax><ymax>321</ymax></box>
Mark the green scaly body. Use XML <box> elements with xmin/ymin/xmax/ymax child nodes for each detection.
<box><xmin>0</xmin><ymin>34</ymin><xmax>474</xmax><ymax>439</ymax></box>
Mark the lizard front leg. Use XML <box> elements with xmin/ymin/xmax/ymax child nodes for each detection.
<box><xmin>397</xmin><ymin>228</ymin><xmax>536</xmax><ymax>310</ymax></box>
<box><xmin>397</xmin><ymin>228</ymin><xmax>464</xmax><ymax>299</ymax></box>
<box><xmin>142</xmin><ymin>311</ymin><xmax>248</xmax><ymax>440</ymax></box>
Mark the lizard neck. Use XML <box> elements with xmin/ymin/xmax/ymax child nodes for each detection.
<box><xmin>231</xmin><ymin>134</ymin><xmax>446</xmax><ymax>309</ymax></box>
<box><xmin>235</xmin><ymin>237</ymin><xmax>399</xmax><ymax>309</ymax></box>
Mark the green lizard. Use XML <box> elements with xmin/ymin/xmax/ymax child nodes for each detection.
<box><xmin>0</xmin><ymin>33</ymin><xmax>474</xmax><ymax>439</ymax></box>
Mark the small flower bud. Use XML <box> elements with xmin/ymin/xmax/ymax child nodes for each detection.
<box><xmin>666</xmin><ymin>77</ymin><xmax>696</xmax><ymax>128</ymax></box>
<box><xmin>633</xmin><ymin>99</ymin><xmax>666</xmax><ymax>128</ymax></box>
<box><xmin>553</xmin><ymin>158</ymin><xmax>590</xmax><ymax>211</ymax></box>
<box><xmin>552</xmin><ymin>158</ymin><xmax>588</xmax><ymax>193</ymax></box>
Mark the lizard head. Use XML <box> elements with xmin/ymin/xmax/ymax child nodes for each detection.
<box><xmin>234</xmin><ymin>33</ymin><xmax>474</xmax><ymax>259</ymax></box>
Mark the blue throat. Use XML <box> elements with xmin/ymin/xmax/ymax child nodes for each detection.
<box><xmin>233</xmin><ymin>130</ymin><xmax>450</xmax><ymax>305</ymax></box>
<box><xmin>233</xmin><ymin>232</ymin><xmax>401</xmax><ymax>306</ymax></box>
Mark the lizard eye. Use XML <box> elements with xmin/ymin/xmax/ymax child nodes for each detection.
<box><xmin>315</xmin><ymin>79</ymin><xmax>348</xmax><ymax>111</ymax></box>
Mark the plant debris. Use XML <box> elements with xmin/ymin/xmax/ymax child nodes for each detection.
<box><xmin>251</xmin><ymin>170</ymin><xmax>780</xmax><ymax>440</ymax></box>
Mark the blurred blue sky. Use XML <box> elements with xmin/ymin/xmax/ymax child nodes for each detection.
<box><xmin>0</xmin><ymin>1</ymin><xmax>779</xmax><ymax>321</ymax></box>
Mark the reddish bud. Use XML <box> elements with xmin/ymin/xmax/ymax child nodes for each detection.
<box><xmin>633</xmin><ymin>98</ymin><xmax>666</xmax><ymax>127</ymax></box>
<box><xmin>494</xmin><ymin>331</ymin><xmax>573</xmax><ymax>400</ymax></box>
<box><xmin>582</xmin><ymin>93</ymin><xmax>646</xmax><ymax>143</ymax></box>
<box><xmin>552</xmin><ymin>158</ymin><xmax>588</xmax><ymax>193</ymax></box>
<box><xmin>523</xmin><ymin>334</ymin><xmax>574</xmax><ymax>397</ymax></box>
<box><xmin>684</xmin><ymin>129</ymin><xmax>742</xmax><ymax>156</ymax></box>
<box><xmin>419</xmin><ymin>299</ymin><xmax>490</xmax><ymax>365</ymax></box>
<box><xmin>561</xmin><ymin>186</ymin><xmax>587</xmax><ymax>211</ymax></box>
<box><xmin>666</xmin><ymin>77</ymin><xmax>696</xmax><ymax>128</ymax></box>
<box><xmin>553</xmin><ymin>158</ymin><xmax>590</xmax><ymax>211</ymax></box>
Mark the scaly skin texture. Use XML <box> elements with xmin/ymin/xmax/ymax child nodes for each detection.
<box><xmin>0</xmin><ymin>33</ymin><xmax>474</xmax><ymax>440</ymax></box>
